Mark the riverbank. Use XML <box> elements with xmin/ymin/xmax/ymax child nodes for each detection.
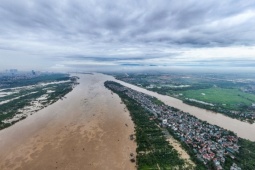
<box><xmin>0</xmin><ymin>73</ymin><xmax>136</xmax><ymax>170</ymax></box>
<box><xmin>105</xmin><ymin>81</ymin><xmax>189</xmax><ymax>169</ymax></box>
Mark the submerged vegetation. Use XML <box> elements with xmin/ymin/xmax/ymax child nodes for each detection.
<box><xmin>0</xmin><ymin>73</ymin><xmax>79</xmax><ymax>130</ymax></box>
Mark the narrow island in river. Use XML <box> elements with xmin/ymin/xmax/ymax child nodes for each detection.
<box><xmin>105</xmin><ymin>80</ymin><xmax>255</xmax><ymax>170</ymax></box>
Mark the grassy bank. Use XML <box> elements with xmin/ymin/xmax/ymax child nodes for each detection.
<box><xmin>181</xmin><ymin>88</ymin><xmax>255</xmax><ymax>110</ymax></box>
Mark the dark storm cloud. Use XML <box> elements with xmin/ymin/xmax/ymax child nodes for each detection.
<box><xmin>0</xmin><ymin>0</ymin><xmax>255</xmax><ymax>70</ymax></box>
<box><xmin>1</xmin><ymin>0</ymin><xmax>255</xmax><ymax>45</ymax></box>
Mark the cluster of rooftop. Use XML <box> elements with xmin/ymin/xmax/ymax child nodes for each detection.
<box><xmin>107</xmin><ymin>83</ymin><xmax>242</xmax><ymax>170</ymax></box>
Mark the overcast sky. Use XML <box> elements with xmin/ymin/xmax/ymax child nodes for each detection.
<box><xmin>0</xmin><ymin>0</ymin><xmax>255</xmax><ymax>72</ymax></box>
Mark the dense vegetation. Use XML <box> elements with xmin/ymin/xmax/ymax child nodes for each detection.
<box><xmin>105</xmin><ymin>81</ymin><xmax>187</xmax><ymax>170</ymax></box>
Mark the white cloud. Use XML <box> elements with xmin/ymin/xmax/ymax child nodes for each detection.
<box><xmin>0</xmin><ymin>0</ymin><xmax>255</xmax><ymax>71</ymax></box>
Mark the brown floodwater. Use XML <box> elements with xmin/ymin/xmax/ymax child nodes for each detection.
<box><xmin>1</xmin><ymin>72</ymin><xmax>254</xmax><ymax>170</ymax></box>
<box><xmin>0</xmin><ymin>73</ymin><xmax>136</xmax><ymax>170</ymax></box>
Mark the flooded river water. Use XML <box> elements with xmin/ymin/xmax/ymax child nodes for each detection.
<box><xmin>0</xmin><ymin>72</ymin><xmax>254</xmax><ymax>170</ymax></box>
<box><xmin>0</xmin><ymin>73</ymin><xmax>136</xmax><ymax>170</ymax></box>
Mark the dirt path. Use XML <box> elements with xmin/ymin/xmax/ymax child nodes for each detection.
<box><xmin>167</xmin><ymin>137</ymin><xmax>195</xmax><ymax>168</ymax></box>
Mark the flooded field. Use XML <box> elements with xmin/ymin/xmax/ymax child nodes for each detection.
<box><xmin>0</xmin><ymin>77</ymin><xmax>76</xmax><ymax>128</ymax></box>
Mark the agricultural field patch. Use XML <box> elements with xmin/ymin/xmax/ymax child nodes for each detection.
<box><xmin>181</xmin><ymin>88</ymin><xmax>255</xmax><ymax>110</ymax></box>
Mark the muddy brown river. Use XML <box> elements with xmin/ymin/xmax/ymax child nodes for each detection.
<box><xmin>0</xmin><ymin>73</ymin><xmax>254</xmax><ymax>170</ymax></box>
<box><xmin>0</xmin><ymin>73</ymin><xmax>136</xmax><ymax>170</ymax></box>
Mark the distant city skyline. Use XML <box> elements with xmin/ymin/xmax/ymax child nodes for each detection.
<box><xmin>0</xmin><ymin>0</ymin><xmax>255</xmax><ymax>71</ymax></box>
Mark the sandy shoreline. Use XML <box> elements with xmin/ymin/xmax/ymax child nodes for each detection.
<box><xmin>0</xmin><ymin>73</ymin><xmax>136</xmax><ymax>170</ymax></box>
<box><xmin>167</xmin><ymin>137</ymin><xmax>195</xmax><ymax>167</ymax></box>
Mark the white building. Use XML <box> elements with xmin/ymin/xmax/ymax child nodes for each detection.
<box><xmin>162</xmin><ymin>119</ymin><xmax>167</xmax><ymax>125</ymax></box>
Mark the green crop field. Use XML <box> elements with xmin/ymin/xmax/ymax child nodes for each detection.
<box><xmin>181</xmin><ymin>88</ymin><xmax>255</xmax><ymax>110</ymax></box>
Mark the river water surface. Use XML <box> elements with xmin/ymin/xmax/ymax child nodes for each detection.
<box><xmin>0</xmin><ymin>73</ymin><xmax>136</xmax><ymax>170</ymax></box>
<box><xmin>0</xmin><ymin>73</ymin><xmax>254</xmax><ymax>170</ymax></box>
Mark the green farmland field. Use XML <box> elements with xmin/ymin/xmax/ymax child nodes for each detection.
<box><xmin>181</xmin><ymin>88</ymin><xmax>255</xmax><ymax>110</ymax></box>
